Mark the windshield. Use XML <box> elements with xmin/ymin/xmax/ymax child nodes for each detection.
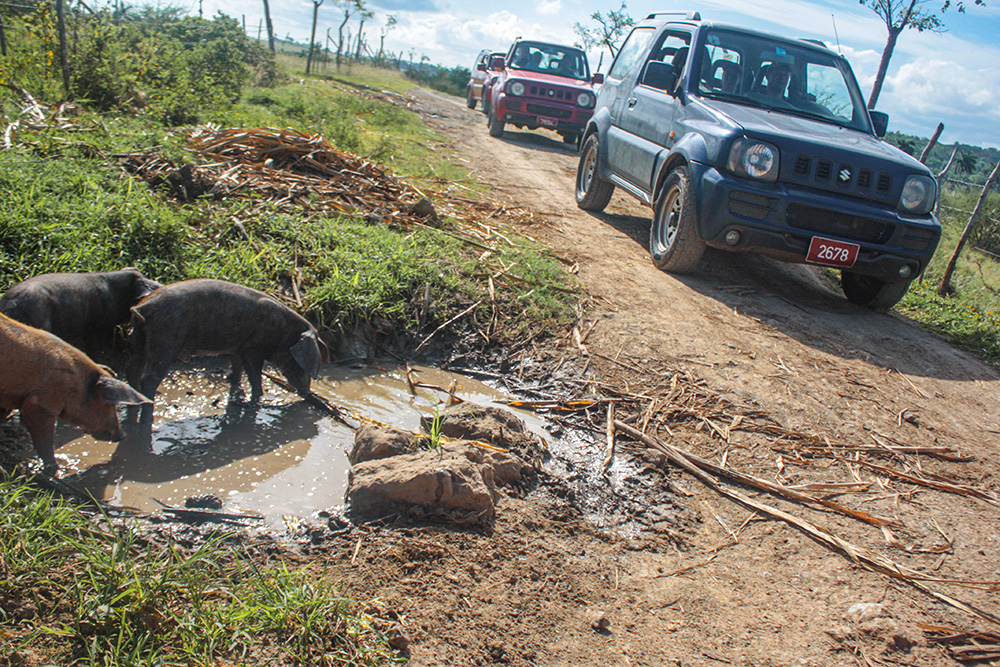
<box><xmin>507</xmin><ymin>42</ymin><xmax>591</xmax><ymax>81</ymax></box>
<box><xmin>693</xmin><ymin>28</ymin><xmax>872</xmax><ymax>133</ymax></box>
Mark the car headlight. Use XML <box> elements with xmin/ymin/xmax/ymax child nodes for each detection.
<box><xmin>727</xmin><ymin>137</ymin><xmax>780</xmax><ymax>183</ymax></box>
<box><xmin>577</xmin><ymin>92</ymin><xmax>593</xmax><ymax>107</ymax></box>
<box><xmin>509</xmin><ymin>81</ymin><xmax>526</xmax><ymax>96</ymax></box>
<box><xmin>899</xmin><ymin>175</ymin><xmax>936</xmax><ymax>215</ymax></box>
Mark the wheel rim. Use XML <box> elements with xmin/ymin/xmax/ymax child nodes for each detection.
<box><xmin>579</xmin><ymin>141</ymin><xmax>597</xmax><ymax>194</ymax></box>
<box><xmin>655</xmin><ymin>186</ymin><xmax>682</xmax><ymax>253</ymax></box>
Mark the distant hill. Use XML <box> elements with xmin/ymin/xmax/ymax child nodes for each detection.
<box><xmin>884</xmin><ymin>131</ymin><xmax>999</xmax><ymax>185</ymax></box>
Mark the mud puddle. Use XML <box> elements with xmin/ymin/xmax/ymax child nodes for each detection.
<box><xmin>52</xmin><ymin>362</ymin><xmax>638</xmax><ymax>529</ymax></box>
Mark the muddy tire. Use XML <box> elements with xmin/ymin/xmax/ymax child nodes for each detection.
<box><xmin>841</xmin><ymin>271</ymin><xmax>912</xmax><ymax>311</ymax></box>
<box><xmin>649</xmin><ymin>166</ymin><xmax>705</xmax><ymax>273</ymax></box>
<box><xmin>575</xmin><ymin>134</ymin><xmax>615</xmax><ymax>211</ymax></box>
<box><xmin>466</xmin><ymin>87</ymin><xmax>477</xmax><ymax>110</ymax></box>
<box><xmin>487</xmin><ymin>106</ymin><xmax>505</xmax><ymax>138</ymax></box>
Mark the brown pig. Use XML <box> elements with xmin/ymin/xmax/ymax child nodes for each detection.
<box><xmin>0</xmin><ymin>268</ymin><xmax>162</xmax><ymax>357</ymax></box>
<box><xmin>0</xmin><ymin>313</ymin><xmax>152</xmax><ymax>474</ymax></box>
<box><xmin>128</xmin><ymin>279</ymin><xmax>330</xmax><ymax>423</ymax></box>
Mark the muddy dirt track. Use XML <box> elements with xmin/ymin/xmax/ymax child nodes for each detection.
<box><xmin>307</xmin><ymin>88</ymin><xmax>1000</xmax><ymax>667</ymax></box>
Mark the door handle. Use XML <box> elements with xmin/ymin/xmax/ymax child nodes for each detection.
<box><xmin>627</xmin><ymin>97</ymin><xmax>637</xmax><ymax>109</ymax></box>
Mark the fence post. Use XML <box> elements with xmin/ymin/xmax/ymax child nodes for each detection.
<box><xmin>919</xmin><ymin>122</ymin><xmax>944</xmax><ymax>164</ymax></box>
<box><xmin>0</xmin><ymin>10</ymin><xmax>8</xmax><ymax>57</ymax></box>
<box><xmin>56</xmin><ymin>0</ymin><xmax>71</xmax><ymax>96</ymax></box>
<box><xmin>262</xmin><ymin>0</ymin><xmax>275</xmax><ymax>55</ymax></box>
<box><xmin>937</xmin><ymin>159</ymin><xmax>1000</xmax><ymax>296</ymax></box>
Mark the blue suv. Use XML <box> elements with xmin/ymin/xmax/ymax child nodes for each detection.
<box><xmin>575</xmin><ymin>12</ymin><xmax>941</xmax><ymax>309</ymax></box>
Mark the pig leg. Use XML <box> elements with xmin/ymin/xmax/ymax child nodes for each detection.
<box><xmin>135</xmin><ymin>350</ymin><xmax>179</xmax><ymax>424</ymax></box>
<box><xmin>240</xmin><ymin>354</ymin><xmax>266</xmax><ymax>402</ymax></box>
<box><xmin>18</xmin><ymin>397</ymin><xmax>59</xmax><ymax>474</ymax></box>
<box><xmin>227</xmin><ymin>355</ymin><xmax>245</xmax><ymax>400</ymax></box>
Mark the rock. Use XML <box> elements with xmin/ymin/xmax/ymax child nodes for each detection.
<box><xmin>824</xmin><ymin>623</ymin><xmax>854</xmax><ymax>643</ymax></box>
<box><xmin>350</xmin><ymin>424</ymin><xmax>420</xmax><ymax>464</ymax></box>
<box><xmin>587</xmin><ymin>610</ymin><xmax>610</xmax><ymax>633</ymax></box>
<box><xmin>846</xmin><ymin>602</ymin><xmax>885</xmax><ymax>624</ymax></box>
<box><xmin>408</xmin><ymin>197</ymin><xmax>437</xmax><ymax>219</ymax></box>
<box><xmin>421</xmin><ymin>403</ymin><xmax>546</xmax><ymax>468</ymax></box>
<box><xmin>347</xmin><ymin>441</ymin><xmax>528</xmax><ymax>526</ymax></box>
<box><xmin>185</xmin><ymin>494</ymin><xmax>223</xmax><ymax>509</ymax></box>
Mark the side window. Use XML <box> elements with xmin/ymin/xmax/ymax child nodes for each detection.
<box><xmin>638</xmin><ymin>30</ymin><xmax>691</xmax><ymax>89</ymax></box>
<box><xmin>607</xmin><ymin>27</ymin><xmax>656</xmax><ymax>80</ymax></box>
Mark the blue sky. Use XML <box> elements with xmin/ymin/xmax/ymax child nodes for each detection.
<box><xmin>192</xmin><ymin>0</ymin><xmax>1000</xmax><ymax>149</ymax></box>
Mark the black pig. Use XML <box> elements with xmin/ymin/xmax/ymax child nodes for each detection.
<box><xmin>0</xmin><ymin>268</ymin><xmax>161</xmax><ymax>357</ymax></box>
<box><xmin>128</xmin><ymin>279</ymin><xmax>330</xmax><ymax>423</ymax></box>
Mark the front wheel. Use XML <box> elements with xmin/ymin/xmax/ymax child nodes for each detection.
<box><xmin>575</xmin><ymin>134</ymin><xmax>615</xmax><ymax>211</ymax></box>
<box><xmin>487</xmin><ymin>106</ymin><xmax>505</xmax><ymax>138</ymax></box>
<box><xmin>649</xmin><ymin>166</ymin><xmax>705</xmax><ymax>273</ymax></box>
<box><xmin>841</xmin><ymin>271</ymin><xmax>912</xmax><ymax>311</ymax></box>
<box><xmin>466</xmin><ymin>87</ymin><xmax>477</xmax><ymax>109</ymax></box>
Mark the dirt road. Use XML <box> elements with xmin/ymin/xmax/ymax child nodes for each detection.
<box><xmin>315</xmin><ymin>89</ymin><xmax>1000</xmax><ymax>667</ymax></box>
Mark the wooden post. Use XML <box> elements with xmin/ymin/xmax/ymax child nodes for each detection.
<box><xmin>937</xmin><ymin>159</ymin><xmax>1000</xmax><ymax>296</ymax></box>
<box><xmin>919</xmin><ymin>122</ymin><xmax>944</xmax><ymax>164</ymax></box>
<box><xmin>56</xmin><ymin>0</ymin><xmax>71</xmax><ymax>96</ymax></box>
<box><xmin>262</xmin><ymin>0</ymin><xmax>275</xmax><ymax>55</ymax></box>
<box><xmin>935</xmin><ymin>143</ymin><xmax>960</xmax><ymax>219</ymax></box>
<box><xmin>0</xmin><ymin>10</ymin><xmax>8</xmax><ymax>57</ymax></box>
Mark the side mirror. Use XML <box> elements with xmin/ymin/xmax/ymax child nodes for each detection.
<box><xmin>489</xmin><ymin>56</ymin><xmax>505</xmax><ymax>70</ymax></box>
<box><xmin>477</xmin><ymin>63</ymin><xmax>487</xmax><ymax>72</ymax></box>
<box><xmin>592</xmin><ymin>72</ymin><xmax>605</xmax><ymax>85</ymax></box>
<box><xmin>641</xmin><ymin>60</ymin><xmax>677</xmax><ymax>95</ymax></box>
<box><xmin>870</xmin><ymin>110</ymin><xmax>889</xmax><ymax>138</ymax></box>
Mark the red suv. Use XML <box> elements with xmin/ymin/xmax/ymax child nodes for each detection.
<box><xmin>482</xmin><ymin>40</ymin><xmax>604</xmax><ymax>145</ymax></box>
<box><xmin>466</xmin><ymin>49</ymin><xmax>504</xmax><ymax>110</ymax></box>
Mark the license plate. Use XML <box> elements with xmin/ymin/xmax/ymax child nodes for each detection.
<box><xmin>539</xmin><ymin>117</ymin><xmax>558</xmax><ymax>128</ymax></box>
<box><xmin>806</xmin><ymin>236</ymin><xmax>860</xmax><ymax>267</ymax></box>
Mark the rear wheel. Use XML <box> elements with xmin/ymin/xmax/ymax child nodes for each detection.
<box><xmin>466</xmin><ymin>87</ymin><xmax>477</xmax><ymax>109</ymax></box>
<box><xmin>841</xmin><ymin>270</ymin><xmax>912</xmax><ymax>311</ymax></box>
<box><xmin>649</xmin><ymin>166</ymin><xmax>705</xmax><ymax>273</ymax></box>
<box><xmin>575</xmin><ymin>134</ymin><xmax>615</xmax><ymax>211</ymax></box>
<box><xmin>487</xmin><ymin>106</ymin><xmax>505</xmax><ymax>137</ymax></box>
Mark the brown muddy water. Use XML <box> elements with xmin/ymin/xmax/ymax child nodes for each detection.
<box><xmin>51</xmin><ymin>363</ymin><xmax>564</xmax><ymax>528</ymax></box>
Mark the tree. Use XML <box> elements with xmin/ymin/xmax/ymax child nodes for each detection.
<box><xmin>354</xmin><ymin>7</ymin><xmax>373</xmax><ymax>61</ymax></box>
<box><xmin>573</xmin><ymin>1</ymin><xmax>634</xmax><ymax>65</ymax></box>
<box><xmin>306</xmin><ymin>0</ymin><xmax>323</xmax><ymax>75</ymax></box>
<box><xmin>862</xmin><ymin>0</ymin><xmax>986</xmax><ymax>110</ymax></box>
<box><xmin>335</xmin><ymin>0</ymin><xmax>366</xmax><ymax>67</ymax></box>
<box><xmin>956</xmin><ymin>152</ymin><xmax>978</xmax><ymax>175</ymax></box>
<box><xmin>376</xmin><ymin>15</ymin><xmax>396</xmax><ymax>66</ymax></box>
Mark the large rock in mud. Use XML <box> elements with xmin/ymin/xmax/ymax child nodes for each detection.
<box><xmin>349</xmin><ymin>423</ymin><xmax>420</xmax><ymax>464</ymax></box>
<box><xmin>346</xmin><ymin>441</ymin><xmax>528</xmax><ymax>526</ymax></box>
<box><xmin>419</xmin><ymin>403</ymin><xmax>546</xmax><ymax>467</ymax></box>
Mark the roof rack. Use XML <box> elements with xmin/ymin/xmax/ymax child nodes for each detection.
<box><xmin>800</xmin><ymin>38</ymin><xmax>829</xmax><ymax>48</ymax></box>
<box><xmin>645</xmin><ymin>11</ymin><xmax>701</xmax><ymax>20</ymax></box>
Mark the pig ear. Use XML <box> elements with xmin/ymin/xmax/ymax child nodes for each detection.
<box><xmin>290</xmin><ymin>331</ymin><xmax>324</xmax><ymax>379</ymax></box>
<box><xmin>94</xmin><ymin>375</ymin><xmax>152</xmax><ymax>405</ymax></box>
<box><xmin>136</xmin><ymin>277</ymin><xmax>162</xmax><ymax>300</ymax></box>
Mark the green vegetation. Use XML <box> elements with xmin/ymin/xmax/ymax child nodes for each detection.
<box><xmin>0</xmin><ymin>474</ymin><xmax>400</xmax><ymax>666</ymax></box>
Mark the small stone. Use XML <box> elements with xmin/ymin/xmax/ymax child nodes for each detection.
<box><xmin>185</xmin><ymin>494</ymin><xmax>223</xmax><ymax>510</ymax></box>
<box><xmin>846</xmin><ymin>602</ymin><xmax>885</xmax><ymax>624</ymax></box>
<box><xmin>588</xmin><ymin>610</ymin><xmax>611</xmax><ymax>633</ymax></box>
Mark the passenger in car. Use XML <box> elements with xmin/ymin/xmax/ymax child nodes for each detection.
<box><xmin>762</xmin><ymin>63</ymin><xmax>791</xmax><ymax>98</ymax></box>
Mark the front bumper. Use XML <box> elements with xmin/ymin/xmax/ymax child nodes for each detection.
<box><xmin>496</xmin><ymin>93</ymin><xmax>592</xmax><ymax>133</ymax></box>
<box><xmin>691</xmin><ymin>163</ymin><xmax>941</xmax><ymax>283</ymax></box>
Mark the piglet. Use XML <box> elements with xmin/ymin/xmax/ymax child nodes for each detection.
<box><xmin>0</xmin><ymin>313</ymin><xmax>151</xmax><ymax>474</ymax></box>
<box><xmin>0</xmin><ymin>268</ymin><xmax>162</xmax><ymax>357</ymax></box>
<box><xmin>128</xmin><ymin>279</ymin><xmax>330</xmax><ymax>423</ymax></box>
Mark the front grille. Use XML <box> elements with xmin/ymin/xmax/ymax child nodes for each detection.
<box><xmin>786</xmin><ymin>203</ymin><xmax>893</xmax><ymax>244</ymax></box>
<box><xmin>528</xmin><ymin>85</ymin><xmax>573</xmax><ymax>102</ymax></box>
<box><xmin>791</xmin><ymin>153</ymin><xmax>894</xmax><ymax>200</ymax></box>
<box><xmin>729</xmin><ymin>190</ymin><xmax>770</xmax><ymax>220</ymax></box>
<box><xmin>525</xmin><ymin>103</ymin><xmax>571</xmax><ymax>119</ymax></box>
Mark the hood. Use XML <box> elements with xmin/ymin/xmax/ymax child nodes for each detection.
<box><xmin>711</xmin><ymin>100</ymin><xmax>929</xmax><ymax>174</ymax></box>
<box><xmin>506</xmin><ymin>69</ymin><xmax>594</xmax><ymax>89</ymax></box>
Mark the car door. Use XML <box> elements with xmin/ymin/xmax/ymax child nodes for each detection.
<box><xmin>611</xmin><ymin>29</ymin><xmax>692</xmax><ymax>194</ymax></box>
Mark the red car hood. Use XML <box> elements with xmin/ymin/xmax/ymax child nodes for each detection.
<box><xmin>507</xmin><ymin>70</ymin><xmax>594</xmax><ymax>89</ymax></box>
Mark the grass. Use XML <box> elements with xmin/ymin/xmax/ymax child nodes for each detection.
<box><xmin>0</xmin><ymin>474</ymin><xmax>400</xmax><ymax>666</ymax></box>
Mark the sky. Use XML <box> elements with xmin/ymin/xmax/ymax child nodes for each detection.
<box><xmin>188</xmin><ymin>0</ymin><xmax>1000</xmax><ymax>149</ymax></box>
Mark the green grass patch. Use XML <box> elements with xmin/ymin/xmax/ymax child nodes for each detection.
<box><xmin>0</xmin><ymin>474</ymin><xmax>400</xmax><ymax>666</ymax></box>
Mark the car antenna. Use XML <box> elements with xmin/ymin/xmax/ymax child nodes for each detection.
<box><xmin>831</xmin><ymin>14</ymin><xmax>842</xmax><ymax>54</ymax></box>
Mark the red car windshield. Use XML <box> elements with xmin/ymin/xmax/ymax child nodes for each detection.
<box><xmin>508</xmin><ymin>42</ymin><xmax>591</xmax><ymax>81</ymax></box>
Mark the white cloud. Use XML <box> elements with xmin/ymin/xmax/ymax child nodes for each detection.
<box><xmin>885</xmin><ymin>59</ymin><xmax>1000</xmax><ymax>123</ymax></box>
<box><xmin>536</xmin><ymin>0</ymin><xmax>563</xmax><ymax>16</ymax></box>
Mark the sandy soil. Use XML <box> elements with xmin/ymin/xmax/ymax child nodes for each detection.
<box><xmin>291</xmin><ymin>88</ymin><xmax>1000</xmax><ymax>667</ymax></box>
